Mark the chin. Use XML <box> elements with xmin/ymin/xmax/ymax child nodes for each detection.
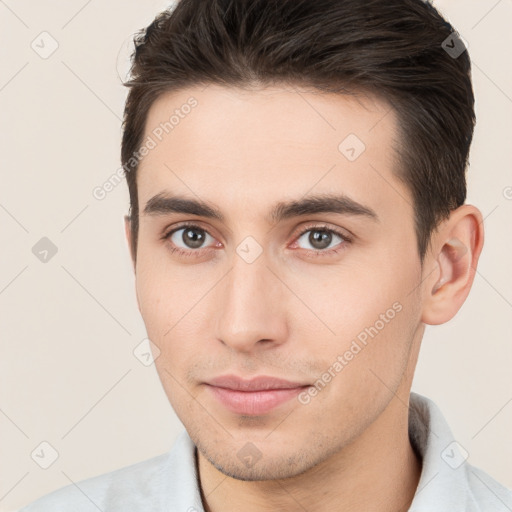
<box><xmin>195</xmin><ymin>433</ymin><xmax>335</xmax><ymax>482</ymax></box>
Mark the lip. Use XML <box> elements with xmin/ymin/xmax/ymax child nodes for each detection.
<box><xmin>204</xmin><ymin>375</ymin><xmax>310</xmax><ymax>415</ymax></box>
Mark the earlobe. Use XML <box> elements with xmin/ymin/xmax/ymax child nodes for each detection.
<box><xmin>421</xmin><ymin>205</ymin><xmax>484</xmax><ymax>325</ymax></box>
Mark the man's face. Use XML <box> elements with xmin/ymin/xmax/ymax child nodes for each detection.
<box><xmin>130</xmin><ymin>84</ymin><xmax>425</xmax><ymax>480</ymax></box>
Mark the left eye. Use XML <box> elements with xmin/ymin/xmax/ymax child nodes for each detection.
<box><xmin>295</xmin><ymin>228</ymin><xmax>346</xmax><ymax>252</ymax></box>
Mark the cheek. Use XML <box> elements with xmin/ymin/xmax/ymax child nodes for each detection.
<box><xmin>291</xmin><ymin>258</ymin><xmax>420</xmax><ymax>377</ymax></box>
<box><xmin>135</xmin><ymin>247</ymin><xmax>198</xmax><ymax>330</ymax></box>
<box><xmin>295</xmin><ymin>293</ymin><xmax>419</xmax><ymax>433</ymax></box>
<box><xmin>135</xmin><ymin>260</ymin><xmax>203</xmax><ymax>409</ymax></box>
<box><xmin>289</xmin><ymin>262</ymin><xmax>403</xmax><ymax>336</ymax></box>
<box><xmin>134</xmin><ymin>250</ymin><xmax>217</xmax><ymax>376</ymax></box>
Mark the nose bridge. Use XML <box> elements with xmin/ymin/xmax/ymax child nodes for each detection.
<box><xmin>214</xmin><ymin>250</ymin><xmax>287</xmax><ymax>351</ymax></box>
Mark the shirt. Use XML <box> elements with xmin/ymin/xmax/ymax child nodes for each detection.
<box><xmin>19</xmin><ymin>392</ymin><xmax>512</xmax><ymax>511</ymax></box>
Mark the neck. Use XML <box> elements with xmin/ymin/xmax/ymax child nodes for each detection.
<box><xmin>197</xmin><ymin>394</ymin><xmax>422</xmax><ymax>512</ymax></box>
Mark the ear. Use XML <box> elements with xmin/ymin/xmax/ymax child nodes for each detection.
<box><xmin>124</xmin><ymin>214</ymin><xmax>136</xmax><ymax>273</ymax></box>
<box><xmin>421</xmin><ymin>204</ymin><xmax>484</xmax><ymax>325</ymax></box>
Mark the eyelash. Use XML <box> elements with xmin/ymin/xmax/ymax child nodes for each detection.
<box><xmin>161</xmin><ymin>222</ymin><xmax>352</xmax><ymax>258</ymax></box>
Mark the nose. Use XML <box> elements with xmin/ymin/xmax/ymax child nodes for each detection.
<box><xmin>213</xmin><ymin>254</ymin><xmax>289</xmax><ymax>353</ymax></box>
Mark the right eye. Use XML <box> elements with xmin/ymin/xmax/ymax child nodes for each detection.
<box><xmin>163</xmin><ymin>223</ymin><xmax>221</xmax><ymax>257</ymax></box>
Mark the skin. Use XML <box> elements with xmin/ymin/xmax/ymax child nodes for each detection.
<box><xmin>124</xmin><ymin>84</ymin><xmax>484</xmax><ymax>512</ymax></box>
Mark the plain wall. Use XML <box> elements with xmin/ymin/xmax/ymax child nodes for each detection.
<box><xmin>1</xmin><ymin>1</ymin><xmax>511</xmax><ymax>510</ymax></box>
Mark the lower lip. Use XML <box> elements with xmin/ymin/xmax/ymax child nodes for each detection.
<box><xmin>206</xmin><ymin>385</ymin><xmax>306</xmax><ymax>415</ymax></box>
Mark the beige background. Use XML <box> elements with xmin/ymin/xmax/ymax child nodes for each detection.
<box><xmin>0</xmin><ymin>1</ymin><xmax>511</xmax><ymax>510</ymax></box>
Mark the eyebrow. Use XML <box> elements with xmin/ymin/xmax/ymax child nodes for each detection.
<box><xmin>142</xmin><ymin>192</ymin><xmax>379</xmax><ymax>224</ymax></box>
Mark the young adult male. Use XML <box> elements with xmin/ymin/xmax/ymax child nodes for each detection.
<box><xmin>20</xmin><ymin>0</ymin><xmax>512</xmax><ymax>511</ymax></box>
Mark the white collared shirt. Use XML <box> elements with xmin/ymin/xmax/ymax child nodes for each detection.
<box><xmin>19</xmin><ymin>392</ymin><xmax>512</xmax><ymax>511</ymax></box>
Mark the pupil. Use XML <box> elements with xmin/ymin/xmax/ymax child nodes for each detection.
<box><xmin>184</xmin><ymin>228</ymin><xmax>205</xmax><ymax>248</ymax></box>
<box><xmin>310</xmin><ymin>230</ymin><xmax>331</xmax><ymax>249</ymax></box>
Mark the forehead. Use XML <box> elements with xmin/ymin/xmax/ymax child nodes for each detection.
<box><xmin>136</xmin><ymin>84</ymin><xmax>409</xmax><ymax>221</ymax></box>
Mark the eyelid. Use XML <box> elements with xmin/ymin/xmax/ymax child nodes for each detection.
<box><xmin>291</xmin><ymin>221</ymin><xmax>354</xmax><ymax>243</ymax></box>
<box><xmin>163</xmin><ymin>220</ymin><xmax>218</xmax><ymax>238</ymax></box>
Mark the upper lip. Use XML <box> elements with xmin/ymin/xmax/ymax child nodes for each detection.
<box><xmin>206</xmin><ymin>375</ymin><xmax>309</xmax><ymax>391</ymax></box>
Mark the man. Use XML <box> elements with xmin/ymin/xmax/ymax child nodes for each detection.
<box><xmin>20</xmin><ymin>0</ymin><xmax>512</xmax><ymax>510</ymax></box>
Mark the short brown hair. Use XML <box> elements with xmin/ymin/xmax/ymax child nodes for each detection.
<box><xmin>121</xmin><ymin>0</ymin><xmax>475</xmax><ymax>264</ymax></box>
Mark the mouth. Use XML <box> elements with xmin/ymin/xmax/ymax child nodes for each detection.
<box><xmin>204</xmin><ymin>375</ymin><xmax>311</xmax><ymax>415</ymax></box>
